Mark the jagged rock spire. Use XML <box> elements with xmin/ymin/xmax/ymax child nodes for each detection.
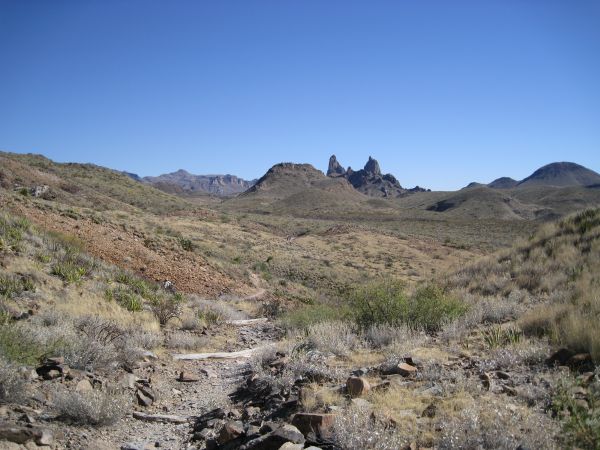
<box><xmin>327</xmin><ymin>155</ymin><xmax>346</xmax><ymax>177</ymax></box>
<box><xmin>364</xmin><ymin>156</ymin><xmax>381</xmax><ymax>176</ymax></box>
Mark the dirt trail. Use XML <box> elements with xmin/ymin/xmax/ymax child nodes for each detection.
<box><xmin>72</xmin><ymin>311</ymin><xmax>280</xmax><ymax>450</ymax></box>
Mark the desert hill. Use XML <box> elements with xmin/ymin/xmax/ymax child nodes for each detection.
<box><xmin>465</xmin><ymin>161</ymin><xmax>600</xmax><ymax>190</ymax></box>
<box><xmin>517</xmin><ymin>161</ymin><xmax>600</xmax><ymax>187</ymax></box>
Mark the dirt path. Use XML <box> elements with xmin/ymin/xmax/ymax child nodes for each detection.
<box><xmin>70</xmin><ymin>315</ymin><xmax>280</xmax><ymax>450</ymax></box>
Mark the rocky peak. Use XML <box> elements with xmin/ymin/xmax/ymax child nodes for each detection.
<box><xmin>364</xmin><ymin>156</ymin><xmax>381</xmax><ymax>176</ymax></box>
<box><xmin>327</xmin><ymin>155</ymin><xmax>346</xmax><ymax>177</ymax></box>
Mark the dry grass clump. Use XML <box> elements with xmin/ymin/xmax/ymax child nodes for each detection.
<box><xmin>436</xmin><ymin>401</ymin><xmax>558</xmax><ymax>449</ymax></box>
<box><xmin>305</xmin><ymin>321</ymin><xmax>362</xmax><ymax>357</ymax></box>
<box><xmin>190</xmin><ymin>296</ymin><xmax>247</xmax><ymax>324</ymax></box>
<box><xmin>250</xmin><ymin>342</ymin><xmax>346</xmax><ymax>393</ymax></box>
<box><xmin>0</xmin><ymin>357</ymin><xmax>27</xmax><ymax>403</ymax></box>
<box><xmin>52</xmin><ymin>386</ymin><xmax>129</xmax><ymax>426</ymax></box>
<box><xmin>331</xmin><ymin>404</ymin><xmax>411</xmax><ymax>450</ymax></box>
<box><xmin>165</xmin><ymin>331</ymin><xmax>206</xmax><ymax>350</ymax></box>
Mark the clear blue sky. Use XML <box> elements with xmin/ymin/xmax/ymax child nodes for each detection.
<box><xmin>1</xmin><ymin>1</ymin><xmax>599</xmax><ymax>190</ymax></box>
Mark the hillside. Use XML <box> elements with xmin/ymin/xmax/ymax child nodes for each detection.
<box><xmin>0</xmin><ymin>151</ymin><xmax>196</xmax><ymax>214</ymax></box>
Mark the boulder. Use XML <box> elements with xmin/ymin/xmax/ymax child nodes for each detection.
<box><xmin>75</xmin><ymin>379</ymin><xmax>93</xmax><ymax>393</ymax></box>
<box><xmin>217</xmin><ymin>421</ymin><xmax>245</xmax><ymax>445</ymax></box>
<box><xmin>291</xmin><ymin>413</ymin><xmax>336</xmax><ymax>438</ymax></box>
<box><xmin>346</xmin><ymin>377</ymin><xmax>371</xmax><ymax>397</ymax></box>
<box><xmin>178</xmin><ymin>371</ymin><xmax>200</xmax><ymax>382</ymax></box>
<box><xmin>0</xmin><ymin>425</ymin><xmax>53</xmax><ymax>446</ymax></box>
<box><xmin>546</xmin><ymin>348</ymin><xmax>575</xmax><ymax>366</ymax></box>
<box><xmin>240</xmin><ymin>424</ymin><xmax>305</xmax><ymax>450</ymax></box>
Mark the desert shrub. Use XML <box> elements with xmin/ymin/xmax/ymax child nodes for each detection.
<box><xmin>349</xmin><ymin>281</ymin><xmax>467</xmax><ymax>333</ymax></box>
<box><xmin>552</xmin><ymin>372</ymin><xmax>600</xmax><ymax>450</ymax></box>
<box><xmin>105</xmin><ymin>286</ymin><xmax>143</xmax><ymax>312</ymax></box>
<box><xmin>331</xmin><ymin>404</ymin><xmax>410</xmax><ymax>450</ymax></box>
<box><xmin>149</xmin><ymin>292</ymin><xmax>183</xmax><ymax>326</ymax></box>
<box><xmin>479</xmin><ymin>341</ymin><xmax>548</xmax><ymax>371</ymax></box>
<box><xmin>305</xmin><ymin>321</ymin><xmax>362</xmax><ymax>357</ymax></box>
<box><xmin>165</xmin><ymin>331</ymin><xmax>205</xmax><ymax>350</ymax></box>
<box><xmin>51</xmin><ymin>250</ymin><xmax>96</xmax><ymax>283</ymax></box>
<box><xmin>0</xmin><ymin>357</ymin><xmax>26</xmax><ymax>403</ymax></box>
<box><xmin>0</xmin><ymin>214</ymin><xmax>29</xmax><ymax>252</ymax></box>
<box><xmin>0</xmin><ymin>322</ymin><xmax>55</xmax><ymax>364</ymax></box>
<box><xmin>179</xmin><ymin>237</ymin><xmax>194</xmax><ymax>251</ymax></box>
<box><xmin>114</xmin><ymin>272</ymin><xmax>154</xmax><ymax>298</ymax></box>
<box><xmin>482</xmin><ymin>325</ymin><xmax>522</xmax><ymax>349</ymax></box>
<box><xmin>52</xmin><ymin>387</ymin><xmax>129</xmax><ymax>426</ymax></box>
<box><xmin>0</xmin><ymin>272</ymin><xmax>35</xmax><ymax>299</ymax></box>
<box><xmin>365</xmin><ymin>323</ymin><xmax>425</xmax><ymax>351</ymax></box>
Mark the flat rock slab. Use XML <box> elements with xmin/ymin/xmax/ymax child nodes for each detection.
<box><xmin>132</xmin><ymin>412</ymin><xmax>188</xmax><ymax>424</ymax></box>
<box><xmin>173</xmin><ymin>348</ymin><xmax>261</xmax><ymax>360</ymax></box>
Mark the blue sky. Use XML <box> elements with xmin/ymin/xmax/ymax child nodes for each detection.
<box><xmin>1</xmin><ymin>1</ymin><xmax>599</xmax><ymax>190</ymax></box>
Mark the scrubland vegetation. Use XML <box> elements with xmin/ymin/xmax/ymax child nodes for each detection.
<box><xmin>1</xmin><ymin>155</ymin><xmax>600</xmax><ymax>449</ymax></box>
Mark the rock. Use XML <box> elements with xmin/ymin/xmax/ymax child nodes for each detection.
<box><xmin>291</xmin><ymin>413</ymin><xmax>336</xmax><ymax>438</ymax></box>
<box><xmin>351</xmin><ymin>367</ymin><xmax>369</xmax><ymax>377</ymax></box>
<box><xmin>567</xmin><ymin>353</ymin><xmax>593</xmax><ymax>371</ymax></box>
<box><xmin>547</xmin><ymin>348</ymin><xmax>575</xmax><ymax>366</ymax></box>
<box><xmin>120</xmin><ymin>373</ymin><xmax>140</xmax><ymax>389</ymax></box>
<box><xmin>75</xmin><ymin>378</ymin><xmax>94</xmax><ymax>393</ymax></box>
<box><xmin>346</xmin><ymin>377</ymin><xmax>371</xmax><ymax>397</ymax></box>
<box><xmin>31</xmin><ymin>185</ymin><xmax>50</xmax><ymax>197</ymax></box>
<box><xmin>480</xmin><ymin>372</ymin><xmax>491</xmax><ymax>390</ymax></box>
<box><xmin>279</xmin><ymin>443</ymin><xmax>303</xmax><ymax>450</ymax></box>
<box><xmin>178</xmin><ymin>371</ymin><xmax>200</xmax><ymax>382</ymax></box>
<box><xmin>217</xmin><ymin>421</ymin><xmax>245</xmax><ymax>445</ymax></box>
<box><xmin>364</xmin><ymin>156</ymin><xmax>381</xmax><ymax>176</ymax></box>
<box><xmin>248</xmin><ymin>424</ymin><xmax>305</xmax><ymax>450</ymax></box>
<box><xmin>327</xmin><ymin>155</ymin><xmax>346</xmax><ymax>177</ymax></box>
<box><xmin>578</xmin><ymin>372</ymin><xmax>595</xmax><ymax>386</ymax></box>
<box><xmin>121</xmin><ymin>443</ymin><xmax>156</xmax><ymax>450</ymax></box>
<box><xmin>421</xmin><ymin>403</ymin><xmax>437</xmax><ymax>418</ymax></box>
<box><xmin>132</xmin><ymin>412</ymin><xmax>187</xmax><ymax>424</ymax></box>
<box><xmin>496</xmin><ymin>371</ymin><xmax>510</xmax><ymax>380</ymax></box>
<box><xmin>0</xmin><ymin>425</ymin><xmax>53</xmax><ymax>446</ymax></box>
<box><xmin>396</xmin><ymin>363</ymin><xmax>418</xmax><ymax>377</ymax></box>
<box><xmin>136</xmin><ymin>389</ymin><xmax>154</xmax><ymax>407</ymax></box>
<box><xmin>201</xmin><ymin>368</ymin><xmax>218</xmax><ymax>379</ymax></box>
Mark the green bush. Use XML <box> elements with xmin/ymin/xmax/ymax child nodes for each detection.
<box><xmin>105</xmin><ymin>287</ymin><xmax>143</xmax><ymax>312</ymax></box>
<box><xmin>349</xmin><ymin>281</ymin><xmax>468</xmax><ymax>333</ymax></box>
<box><xmin>51</xmin><ymin>249</ymin><xmax>96</xmax><ymax>284</ymax></box>
<box><xmin>179</xmin><ymin>237</ymin><xmax>194</xmax><ymax>251</ymax></box>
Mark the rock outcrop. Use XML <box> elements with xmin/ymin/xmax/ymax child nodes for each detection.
<box><xmin>326</xmin><ymin>155</ymin><xmax>428</xmax><ymax>198</ymax></box>
<box><xmin>326</xmin><ymin>155</ymin><xmax>346</xmax><ymax>177</ymax></box>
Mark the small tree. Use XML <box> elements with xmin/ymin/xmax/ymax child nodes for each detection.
<box><xmin>149</xmin><ymin>292</ymin><xmax>183</xmax><ymax>326</ymax></box>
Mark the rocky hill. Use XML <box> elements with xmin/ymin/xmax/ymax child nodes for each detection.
<box><xmin>326</xmin><ymin>155</ymin><xmax>428</xmax><ymax>198</ymax></box>
<box><xmin>144</xmin><ymin>169</ymin><xmax>255</xmax><ymax>197</ymax></box>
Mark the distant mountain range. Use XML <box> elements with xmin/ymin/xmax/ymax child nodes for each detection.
<box><xmin>124</xmin><ymin>170</ymin><xmax>256</xmax><ymax>197</ymax></box>
<box><xmin>465</xmin><ymin>162</ymin><xmax>600</xmax><ymax>190</ymax></box>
